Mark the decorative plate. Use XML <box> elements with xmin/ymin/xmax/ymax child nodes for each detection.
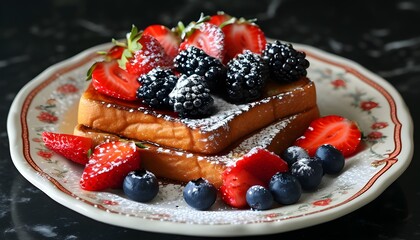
<box><xmin>7</xmin><ymin>41</ymin><xmax>413</xmax><ymax>237</ymax></box>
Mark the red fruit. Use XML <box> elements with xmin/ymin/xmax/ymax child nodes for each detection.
<box><xmin>105</xmin><ymin>46</ymin><xmax>124</xmax><ymax>60</ymax></box>
<box><xmin>80</xmin><ymin>141</ymin><xmax>141</xmax><ymax>191</ymax></box>
<box><xmin>220</xmin><ymin>148</ymin><xmax>288</xmax><ymax>208</ymax></box>
<box><xmin>42</xmin><ymin>132</ymin><xmax>92</xmax><ymax>165</ymax></box>
<box><xmin>179</xmin><ymin>22</ymin><xmax>225</xmax><ymax>61</ymax></box>
<box><xmin>222</xmin><ymin>21</ymin><xmax>266</xmax><ymax>62</ymax></box>
<box><xmin>294</xmin><ymin>115</ymin><xmax>362</xmax><ymax>157</ymax></box>
<box><xmin>208</xmin><ymin>12</ymin><xmax>232</xmax><ymax>26</ymax></box>
<box><xmin>125</xmin><ymin>34</ymin><xmax>172</xmax><ymax>76</ymax></box>
<box><xmin>143</xmin><ymin>24</ymin><xmax>181</xmax><ymax>60</ymax></box>
<box><xmin>91</xmin><ymin>60</ymin><xmax>140</xmax><ymax>101</ymax></box>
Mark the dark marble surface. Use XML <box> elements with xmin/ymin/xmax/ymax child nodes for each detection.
<box><xmin>1</xmin><ymin>0</ymin><xmax>419</xmax><ymax>239</ymax></box>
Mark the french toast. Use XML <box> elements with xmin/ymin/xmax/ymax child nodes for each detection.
<box><xmin>74</xmin><ymin>106</ymin><xmax>320</xmax><ymax>187</ymax></box>
<box><xmin>77</xmin><ymin>77</ymin><xmax>317</xmax><ymax>154</ymax></box>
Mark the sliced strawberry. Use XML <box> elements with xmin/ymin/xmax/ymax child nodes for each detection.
<box><xmin>222</xmin><ymin>20</ymin><xmax>266</xmax><ymax>63</ymax></box>
<box><xmin>42</xmin><ymin>132</ymin><xmax>92</xmax><ymax>165</ymax></box>
<box><xmin>125</xmin><ymin>33</ymin><xmax>172</xmax><ymax>76</ymax></box>
<box><xmin>220</xmin><ymin>148</ymin><xmax>288</xmax><ymax>208</ymax></box>
<box><xmin>294</xmin><ymin>115</ymin><xmax>362</xmax><ymax>157</ymax></box>
<box><xmin>143</xmin><ymin>24</ymin><xmax>181</xmax><ymax>60</ymax></box>
<box><xmin>91</xmin><ymin>60</ymin><xmax>140</xmax><ymax>101</ymax></box>
<box><xmin>179</xmin><ymin>22</ymin><xmax>225</xmax><ymax>61</ymax></box>
<box><xmin>105</xmin><ymin>46</ymin><xmax>124</xmax><ymax>60</ymax></box>
<box><xmin>208</xmin><ymin>12</ymin><xmax>232</xmax><ymax>26</ymax></box>
<box><xmin>80</xmin><ymin>141</ymin><xmax>141</xmax><ymax>191</ymax></box>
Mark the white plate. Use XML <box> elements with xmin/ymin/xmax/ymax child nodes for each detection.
<box><xmin>8</xmin><ymin>42</ymin><xmax>414</xmax><ymax>237</ymax></box>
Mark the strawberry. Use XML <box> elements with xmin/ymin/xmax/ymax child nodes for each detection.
<box><xmin>178</xmin><ymin>14</ymin><xmax>225</xmax><ymax>61</ymax></box>
<box><xmin>113</xmin><ymin>25</ymin><xmax>172</xmax><ymax>77</ymax></box>
<box><xmin>208</xmin><ymin>12</ymin><xmax>232</xmax><ymax>26</ymax></box>
<box><xmin>220</xmin><ymin>148</ymin><xmax>288</xmax><ymax>208</ymax></box>
<box><xmin>294</xmin><ymin>115</ymin><xmax>362</xmax><ymax>157</ymax></box>
<box><xmin>42</xmin><ymin>132</ymin><xmax>92</xmax><ymax>165</ymax></box>
<box><xmin>104</xmin><ymin>46</ymin><xmax>124</xmax><ymax>60</ymax></box>
<box><xmin>143</xmin><ymin>24</ymin><xmax>181</xmax><ymax>60</ymax></box>
<box><xmin>90</xmin><ymin>60</ymin><xmax>140</xmax><ymax>101</ymax></box>
<box><xmin>80</xmin><ymin>141</ymin><xmax>141</xmax><ymax>191</ymax></box>
<box><xmin>221</xmin><ymin>19</ymin><xmax>266</xmax><ymax>63</ymax></box>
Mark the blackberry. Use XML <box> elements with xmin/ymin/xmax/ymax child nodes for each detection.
<box><xmin>173</xmin><ymin>46</ymin><xmax>226</xmax><ymax>91</ymax></box>
<box><xmin>169</xmin><ymin>74</ymin><xmax>214</xmax><ymax>118</ymax></box>
<box><xmin>225</xmin><ymin>50</ymin><xmax>269</xmax><ymax>104</ymax></box>
<box><xmin>262</xmin><ymin>40</ymin><xmax>310</xmax><ymax>82</ymax></box>
<box><xmin>136</xmin><ymin>68</ymin><xmax>177</xmax><ymax>108</ymax></box>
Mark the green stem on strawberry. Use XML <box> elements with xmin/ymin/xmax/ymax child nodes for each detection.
<box><xmin>112</xmin><ymin>25</ymin><xmax>143</xmax><ymax>70</ymax></box>
<box><xmin>180</xmin><ymin>13</ymin><xmax>210</xmax><ymax>39</ymax></box>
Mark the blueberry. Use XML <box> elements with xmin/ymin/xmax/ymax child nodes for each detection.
<box><xmin>281</xmin><ymin>146</ymin><xmax>310</xmax><ymax>167</ymax></box>
<box><xmin>269</xmin><ymin>172</ymin><xmax>302</xmax><ymax>205</ymax></box>
<box><xmin>246</xmin><ymin>185</ymin><xmax>273</xmax><ymax>210</ymax></box>
<box><xmin>123</xmin><ymin>169</ymin><xmax>159</xmax><ymax>202</ymax></box>
<box><xmin>183</xmin><ymin>178</ymin><xmax>217</xmax><ymax>210</ymax></box>
<box><xmin>290</xmin><ymin>158</ymin><xmax>323</xmax><ymax>191</ymax></box>
<box><xmin>315</xmin><ymin>144</ymin><xmax>345</xmax><ymax>174</ymax></box>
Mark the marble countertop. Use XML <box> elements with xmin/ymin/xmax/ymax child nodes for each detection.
<box><xmin>1</xmin><ymin>0</ymin><xmax>418</xmax><ymax>239</ymax></box>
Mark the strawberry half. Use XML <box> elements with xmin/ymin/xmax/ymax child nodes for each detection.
<box><xmin>179</xmin><ymin>16</ymin><xmax>225</xmax><ymax>61</ymax></box>
<box><xmin>80</xmin><ymin>141</ymin><xmax>141</xmax><ymax>191</ymax></box>
<box><xmin>208</xmin><ymin>12</ymin><xmax>232</xmax><ymax>26</ymax></box>
<box><xmin>42</xmin><ymin>132</ymin><xmax>92</xmax><ymax>165</ymax></box>
<box><xmin>294</xmin><ymin>115</ymin><xmax>362</xmax><ymax>157</ymax></box>
<box><xmin>221</xmin><ymin>19</ymin><xmax>266</xmax><ymax>63</ymax></box>
<box><xmin>105</xmin><ymin>46</ymin><xmax>124</xmax><ymax>60</ymax></box>
<box><xmin>143</xmin><ymin>24</ymin><xmax>181</xmax><ymax>60</ymax></box>
<box><xmin>90</xmin><ymin>60</ymin><xmax>140</xmax><ymax>101</ymax></box>
<box><xmin>220</xmin><ymin>148</ymin><xmax>288</xmax><ymax>208</ymax></box>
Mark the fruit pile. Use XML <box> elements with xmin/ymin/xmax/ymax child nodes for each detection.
<box><xmin>87</xmin><ymin>12</ymin><xmax>310</xmax><ymax>118</ymax></box>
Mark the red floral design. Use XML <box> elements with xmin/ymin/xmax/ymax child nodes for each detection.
<box><xmin>32</xmin><ymin>137</ymin><xmax>42</xmax><ymax>143</ymax></box>
<box><xmin>37</xmin><ymin>112</ymin><xmax>58</xmax><ymax>123</ymax></box>
<box><xmin>331</xmin><ymin>79</ymin><xmax>346</xmax><ymax>88</ymax></box>
<box><xmin>312</xmin><ymin>198</ymin><xmax>332</xmax><ymax>206</ymax></box>
<box><xmin>102</xmin><ymin>200</ymin><xmax>119</xmax><ymax>205</ymax></box>
<box><xmin>360</xmin><ymin>101</ymin><xmax>379</xmax><ymax>111</ymax></box>
<box><xmin>367</xmin><ymin>131</ymin><xmax>383</xmax><ymax>140</ymax></box>
<box><xmin>57</xmin><ymin>84</ymin><xmax>78</xmax><ymax>94</ymax></box>
<box><xmin>371</xmin><ymin>122</ymin><xmax>388</xmax><ymax>129</ymax></box>
<box><xmin>37</xmin><ymin>150</ymin><xmax>53</xmax><ymax>159</ymax></box>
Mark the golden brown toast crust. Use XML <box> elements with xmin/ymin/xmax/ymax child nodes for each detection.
<box><xmin>78</xmin><ymin>77</ymin><xmax>317</xmax><ymax>154</ymax></box>
<box><xmin>74</xmin><ymin>106</ymin><xmax>319</xmax><ymax>187</ymax></box>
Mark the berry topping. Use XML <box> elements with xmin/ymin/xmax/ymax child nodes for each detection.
<box><xmin>221</xmin><ymin>17</ymin><xmax>266</xmax><ymax>63</ymax></box>
<box><xmin>42</xmin><ymin>132</ymin><xmax>92</xmax><ymax>165</ymax></box>
<box><xmin>281</xmin><ymin>145</ymin><xmax>310</xmax><ymax>167</ymax></box>
<box><xmin>220</xmin><ymin>148</ymin><xmax>288</xmax><ymax>208</ymax></box>
<box><xmin>143</xmin><ymin>24</ymin><xmax>181</xmax><ymax>60</ymax></box>
<box><xmin>123</xmin><ymin>169</ymin><xmax>159</xmax><ymax>202</ymax></box>
<box><xmin>208</xmin><ymin>12</ymin><xmax>232</xmax><ymax>27</ymax></box>
<box><xmin>103</xmin><ymin>46</ymin><xmax>124</xmax><ymax>60</ymax></box>
<box><xmin>246</xmin><ymin>185</ymin><xmax>273</xmax><ymax>210</ymax></box>
<box><xmin>114</xmin><ymin>25</ymin><xmax>172</xmax><ymax>77</ymax></box>
<box><xmin>183</xmin><ymin>178</ymin><xmax>217</xmax><ymax>210</ymax></box>
<box><xmin>89</xmin><ymin>60</ymin><xmax>140</xmax><ymax>101</ymax></box>
<box><xmin>173</xmin><ymin>46</ymin><xmax>226</xmax><ymax>91</ymax></box>
<box><xmin>80</xmin><ymin>141</ymin><xmax>141</xmax><ymax>191</ymax></box>
<box><xmin>169</xmin><ymin>74</ymin><xmax>214</xmax><ymax>118</ymax></box>
<box><xmin>269</xmin><ymin>172</ymin><xmax>302</xmax><ymax>205</ymax></box>
<box><xmin>315</xmin><ymin>144</ymin><xmax>345</xmax><ymax>174</ymax></box>
<box><xmin>225</xmin><ymin>50</ymin><xmax>269</xmax><ymax>103</ymax></box>
<box><xmin>262</xmin><ymin>40</ymin><xmax>310</xmax><ymax>82</ymax></box>
<box><xmin>178</xmin><ymin>14</ymin><xmax>225</xmax><ymax>61</ymax></box>
<box><xmin>137</xmin><ymin>67</ymin><xmax>178</xmax><ymax>108</ymax></box>
<box><xmin>290</xmin><ymin>158</ymin><xmax>323</xmax><ymax>191</ymax></box>
<box><xmin>294</xmin><ymin>115</ymin><xmax>362</xmax><ymax>157</ymax></box>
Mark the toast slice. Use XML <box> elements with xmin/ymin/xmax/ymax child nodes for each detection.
<box><xmin>74</xmin><ymin>106</ymin><xmax>319</xmax><ymax>187</ymax></box>
<box><xmin>78</xmin><ymin>77</ymin><xmax>317</xmax><ymax>154</ymax></box>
